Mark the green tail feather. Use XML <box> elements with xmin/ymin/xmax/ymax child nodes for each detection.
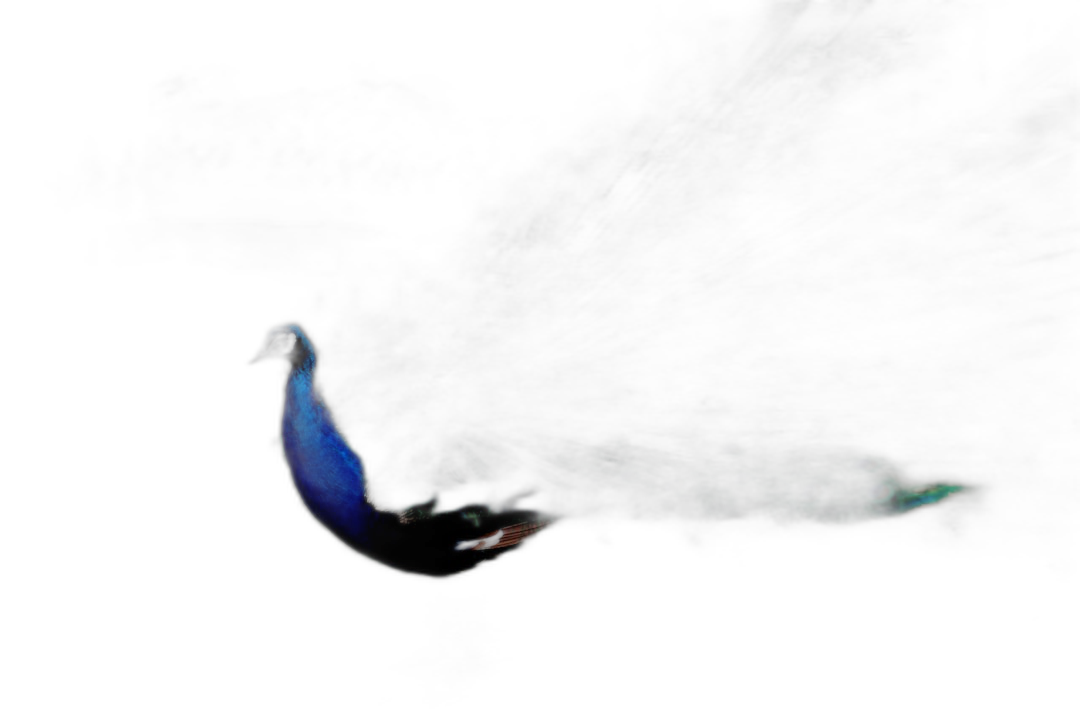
<box><xmin>291</xmin><ymin>0</ymin><xmax>1075</xmax><ymax>561</ymax></box>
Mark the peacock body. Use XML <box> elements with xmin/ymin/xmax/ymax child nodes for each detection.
<box><xmin>254</xmin><ymin>0</ymin><xmax>1080</xmax><ymax>574</ymax></box>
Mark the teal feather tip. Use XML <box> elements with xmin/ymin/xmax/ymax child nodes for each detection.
<box><xmin>894</xmin><ymin>483</ymin><xmax>972</xmax><ymax>518</ymax></box>
<box><xmin>250</xmin><ymin>0</ymin><xmax>1071</xmax><ymax>574</ymax></box>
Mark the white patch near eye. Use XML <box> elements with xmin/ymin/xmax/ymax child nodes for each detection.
<box><xmin>274</xmin><ymin>332</ymin><xmax>295</xmax><ymax>358</ymax></box>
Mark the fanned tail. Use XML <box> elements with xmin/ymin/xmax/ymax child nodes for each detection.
<box><xmin>308</xmin><ymin>0</ymin><xmax>1075</xmax><ymax>557</ymax></box>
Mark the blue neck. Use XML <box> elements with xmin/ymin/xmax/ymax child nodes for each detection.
<box><xmin>281</xmin><ymin>361</ymin><xmax>377</xmax><ymax>544</ymax></box>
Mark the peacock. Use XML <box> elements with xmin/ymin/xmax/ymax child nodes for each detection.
<box><xmin>250</xmin><ymin>0</ymin><xmax>1071</xmax><ymax>578</ymax></box>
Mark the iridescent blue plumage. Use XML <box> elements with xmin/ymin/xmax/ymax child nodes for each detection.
<box><xmin>250</xmin><ymin>0</ymin><xmax>1071</xmax><ymax>574</ymax></box>
<box><xmin>253</xmin><ymin>323</ymin><xmax>552</xmax><ymax>578</ymax></box>
<box><xmin>280</xmin><ymin>327</ymin><xmax>379</xmax><ymax>546</ymax></box>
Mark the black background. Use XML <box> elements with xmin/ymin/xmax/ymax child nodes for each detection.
<box><xmin>39</xmin><ymin>0</ymin><xmax>1071</xmax><ymax>708</ymax></box>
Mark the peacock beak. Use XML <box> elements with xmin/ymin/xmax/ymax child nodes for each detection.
<box><xmin>247</xmin><ymin>347</ymin><xmax>272</xmax><ymax>367</ymax></box>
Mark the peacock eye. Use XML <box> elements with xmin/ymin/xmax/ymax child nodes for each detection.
<box><xmin>281</xmin><ymin>334</ymin><xmax>298</xmax><ymax>352</ymax></box>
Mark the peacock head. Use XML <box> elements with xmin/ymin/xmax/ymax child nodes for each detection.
<box><xmin>252</xmin><ymin>324</ymin><xmax>316</xmax><ymax>370</ymax></box>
